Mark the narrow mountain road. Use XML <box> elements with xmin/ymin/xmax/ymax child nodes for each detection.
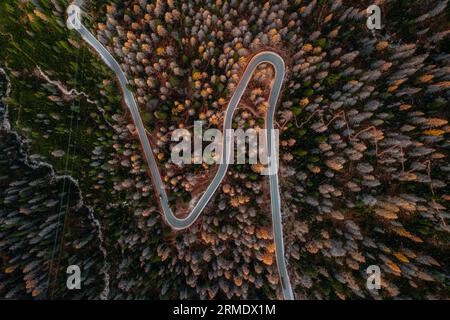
<box><xmin>68</xmin><ymin>4</ymin><xmax>294</xmax><ymax>300</ymax></box>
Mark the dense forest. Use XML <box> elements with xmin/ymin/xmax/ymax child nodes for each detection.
<box><xmin>1</xmin><ymin>0</ymin><xmax>449</xmax><ymax>300</ymax></box>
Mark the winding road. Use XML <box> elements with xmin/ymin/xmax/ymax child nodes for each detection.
<box><xmin>68</xmin><ymin>4</ymin><xmax>294</xmax><ymax>300</ymax></box>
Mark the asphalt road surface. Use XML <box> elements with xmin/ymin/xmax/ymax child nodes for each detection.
<box><xmin>69</xmin><ymin>4</ymin><xmax>294</xmax><ymax>300</ymax></box>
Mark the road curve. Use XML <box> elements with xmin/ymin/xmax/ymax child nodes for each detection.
<box><xmin>69</xmin><ymin>5</ymin><xmax>294</xmax><ymax>300</ymax></box>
